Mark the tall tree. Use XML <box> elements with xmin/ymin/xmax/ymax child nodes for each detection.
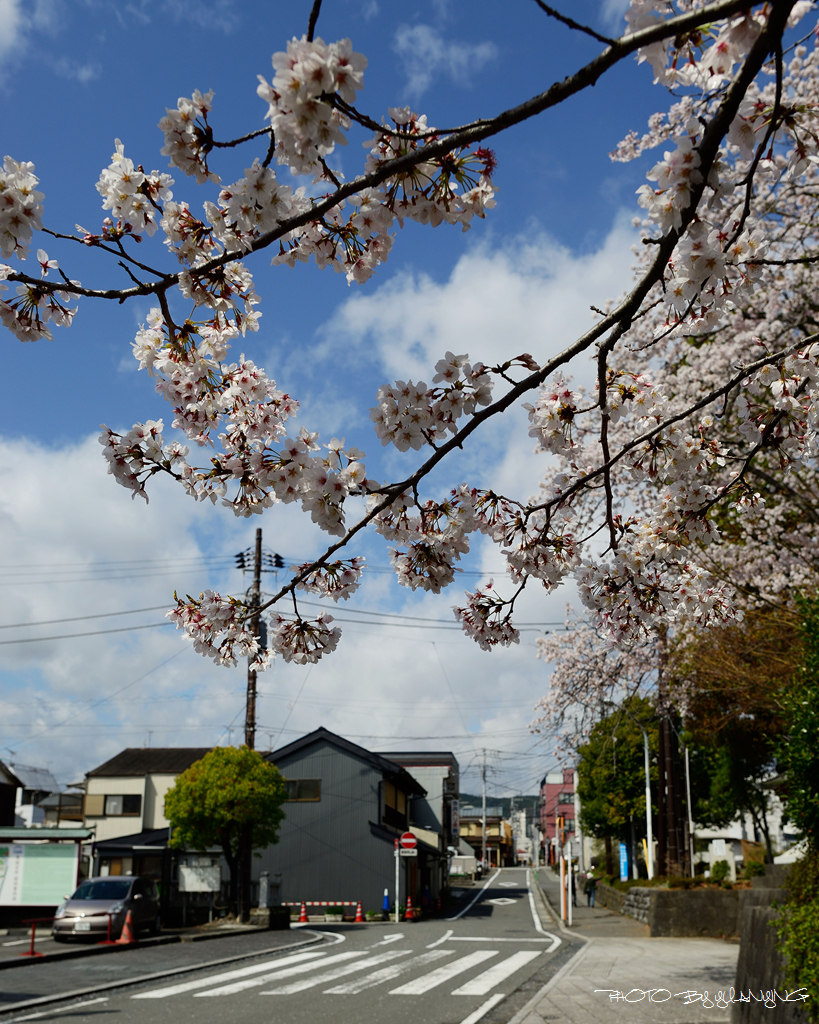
<box><xmin>577</xmin><ymin>696</ymin><xmax>659</xmax><ymax>874</ymax></box>
<box><xmin>779</xmin><ymin>597</ymin><xmax>819</xmax><ymax>849</ymax></box>
<box><xmin>164</xmin><ymin>746</ymin><xmax>287</xmax><ymax>919</ymax></box>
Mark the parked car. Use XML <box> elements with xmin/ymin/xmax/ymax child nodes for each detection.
<box><xmin>52</xmin><ymin>875</ymin><xmax>161</xmax><ymax>942</ymax></box>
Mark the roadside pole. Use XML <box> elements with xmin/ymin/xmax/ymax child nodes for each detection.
<box><xmin>559</xmin><ymin>854</ymin><xmax>566</xmax><ymax>922</ymax></box>
<box><xmin>566</xmin><ymin>846</ymin><xmax>573</xmax><ymax>927</ymax></box>
<box><xmin>394</xmin><ymin>839</ymin><xmax>400</xmax><ymax>925</ymax></box>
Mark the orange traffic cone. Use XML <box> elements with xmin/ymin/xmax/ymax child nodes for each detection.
<box><xmin>405</xmin><ymin>895</ymin><xmax>415</xmax><ymax>921</ymax></box>
<box><xmin>354</xmin><ymin>901</ymin><xmax>364</xmax><ymax>923</ymax></box>
<box><xmin>298</xmin><ymin>901</ymin><xmax>308</xmax><ymax>923</ymax></box>
<box><xmin>115</xmin><ymin>910</ymin><xmax>138</xmax><ymax>945</ymax></box>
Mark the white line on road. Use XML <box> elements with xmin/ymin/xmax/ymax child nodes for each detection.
<box><xmin>5</xmin><ymin>998</ymin><xmax>109</xmax><ymax>1021</ymax></box>
<box><xmin>446</xmin><ymin>870</ymin><xmax>501</xmax><ymax>922</ymax></box>
<box><xmin>459</xmin><ymin>993</ymin><xmax>505</xmax><ymax>1024</ymax></box>
<box><xmin>133</xmin><ymin>949</ymin><xmax>326</xmax><ymax>999</ymax></box>
<box><xmin>324</xmin><ymin>950</ymin><xmax>454</xmax><ymax>994</ymax></box>
<box><xmin>448</xmin><ymin>936</ymin><xmax>555</xmax><ymax>943</ymax></box>
<box><xmin>389</xmin><ymin>950</ymin><xmax>498</xmax><ymax>994</ymax></box>
<box><xmin>196</xmin><ymin>950</ymin><xmax>364</xmax><ymax>997</ymax></box>
<box><xmin>427</xmin><ymin>928</ymin><xmax>452</xmax><ymax>948</ymax></box>
<box><xmin>527</xmin><ymin>868</ymin><xmax>561</xmax><ymax>952</ymax></box>
<box><xmin>452</xmin><ymin>950</ymin><xmax>541</xmax><ymax>996</ymax></box>
<box><xmin>260</xmin><ymin>949</ymin><xmax>409</xmax><ymax>995</ymax></box>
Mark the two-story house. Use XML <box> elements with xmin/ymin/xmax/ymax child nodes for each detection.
<box><xmin>83</xmin><ymin>747</ymin><xmax>211</xmax><ymax>879</ymax></box>
<box><xmin>260</xmin><ymin>727</ymin><xmax>452</xmax><ymax>914</ymax></box>
<box><xmin>459</xmin><ymin>805</ymin><xmax>514</xmax><ymax>868</ymax></box>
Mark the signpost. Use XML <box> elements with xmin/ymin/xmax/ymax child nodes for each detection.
<box><xmin>399</xmin><ymin>832</ymin><xmax>417</xmax><ymax>855</ymax></box>
<box><xmin>395</xmin><ymin>833</ymin><xmax>417</xmax><ymax>924</ymax></box>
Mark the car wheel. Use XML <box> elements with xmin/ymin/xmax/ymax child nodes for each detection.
<box><xmin>148</xmin><ymin>914</ymin><xmax>161</xmax><ymax>936</ymax></box>
<box><xmin>52</xmin><ymin>934</ymin><xmax>69</xmax><ymax>943</ymax></box>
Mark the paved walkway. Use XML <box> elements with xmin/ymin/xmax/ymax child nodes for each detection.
<box><xmin>511</xmin><ymin>869</ymin><xmax>740</xmax><ymax>1024</ymax></box>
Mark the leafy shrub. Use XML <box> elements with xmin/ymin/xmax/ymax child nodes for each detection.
<box><xmin>668</xmin><ymin>876</ymin><xmax>694</xmax><ymax>889</ymax></box>
<box><xmin>710</xmin><ymin>859</ymin><xmax>730</xmax><ymax>883</ymax></box>
<box><xmin>775</xmin><ymin>851</ymin><xmax>819</xmax><ymax>1020</ymax></box>
<box><xmin>743</xmin><ymin>859</ymin><xmax>766</xmax><ymax>879</ymax></box>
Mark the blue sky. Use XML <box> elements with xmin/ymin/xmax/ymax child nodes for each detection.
<box><xmin>0</xmin><ymin>0</ymin><xmax>659</xmax><ymax>795</ymax></box>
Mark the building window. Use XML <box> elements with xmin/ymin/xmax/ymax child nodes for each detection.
<box><xmin>382</xmin><ymin>779</ymin><xmax>407</xmax><ymax>829</ymax></box>
<box><xmin>103</xmin><ymin>794</ymin><xmax>141</xmax><ymax>816</ymax></box>
<box><xmin>285</xmin><ymin>779</ymin><xmax>321</xmax><ymax>802</ymax></box>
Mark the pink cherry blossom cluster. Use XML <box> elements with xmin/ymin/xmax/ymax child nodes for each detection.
<box><xmin>6</xmin><ymin>2</ymin><xmax>819</xmax><ymax>681</ymax></box>
<box><xmin>95</xmin><ymin>140</ymin><xmax>174</xmax><ymax>238</ymax></box>
<box><xmin>293</xmin><ymin>557</ymin><xmax>365</xmax><ymax>600</ymax></box>
<box><xmin>269</xmin><ymin>611</ymin><xmax>341</xmax><ymax>664</ymax></box>
<box><xmin>454</xmin><ymin>583</ymin><xmax>521</xmax><ymax>651</ymax></box>
<box><xmin>159</xmin><ymin>89</ymin><xmax>220</xmax><ymax>185</ymax></box>
<box><xmin>365</xmin><ymin>108</ymin><xmax>497</xmax><ymax>230</ymax></box>
<box><xmin>167</xmin><ymin>589</ymin><xmax>270</xmax><ymax>669</ymax></box>
<box><xmin>0</xmin><ymin>252</ymin><xmax>76</xmax><ymax>341</ymax></box>
<box><xmin>206</xmin><ymin>159</ymin><xmax>307</xmax><ymax>255</ymax></box>
<box><xmin>257</xmin><ymin>36</ymin><xmax>367</xmax><ymax>178</ymax></box>
<box><xmin>370</xmin><ymin>352</ymin><xmax>493</xmax><ymax>451</ymax></box>
<box><xmin>0</xmin><ymin>156</ymin><xmax>43</xmax><ymax>259</ymax></box>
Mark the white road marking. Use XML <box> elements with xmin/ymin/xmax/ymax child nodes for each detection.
<box><xmin>195</xmin><ymin>950</ymin><xmax>363</xmax><ymax>997</ymax></box>
<box><xmin>324</xmin><ymin>950</ymin><xmax>454</xmax><ymax>993</ymax></box>
<box><xmin>526</xmin><ymin>868</ymin><xmax>562</xmax><ymax>952</ymax></box>
<box><xmin>389</xmin><ymin>950</ymin><xmax>498</xmax><ymax>994</ymax></box>
<box><xmin>133</xmin><ymin>949</ymin><xmax>326</xmax><ymax>999</ymax></box>
<box><xmin>452</xmin><ymin>950</ymin><xmax>541</xmax><ymax>995</ymax></box>
<box><xmin>449</xmin><ymin>936</ymin><xmax>554</xmax><ymax>943</ymax></box>
<box><xmin>427</xmin><ymin>928</ymin><xmax>453</xmax><ymax>948</ymax></box>
<box><xmin>7</xmin><ymin>998</ymin><xmax>110</xmax><ymax>1020</ymax></box>
<box><xmin>459</xmin><ymin>993</ymin><xmax>506</xmax><ymax>1024</ymax></box>
<box><xmin>260</xmin><ymin>949</ymin><xmax>408</xmax><ymax>994</ymax></box>
<box><xmin>446</xmin><ymin>869</ymin><xmax>501</xmax><ymax>921</ymax></box>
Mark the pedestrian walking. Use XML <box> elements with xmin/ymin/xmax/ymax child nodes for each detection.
<box><xmin>584</xmin><ymin>872</ymin><xmax>597</xmax><ymax>908</ymax></box>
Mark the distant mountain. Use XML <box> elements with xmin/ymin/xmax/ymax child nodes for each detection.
<box><xmin>459</xmin><ymin>793</ymin><xmax>539</xmax><ymax>817</ymax></box>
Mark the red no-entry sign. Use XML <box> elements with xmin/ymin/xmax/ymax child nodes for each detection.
<box><xmin>399</xmin><ymin>832</ymin><xmax>417</xmax><ymax>850</ymax></box>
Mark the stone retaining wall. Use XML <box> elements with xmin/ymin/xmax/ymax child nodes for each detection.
<box><xmin>597</xmin><ymin>882</ymin><xmax>742</xmax><ymax>938</ymax></box>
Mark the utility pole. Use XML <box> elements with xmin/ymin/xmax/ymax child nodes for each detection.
<box><xmin>245</xmin><ymin>527</ymin><xmax>263</xmax><ymax>750</ymax></box>
<box><xmin>481</xmin><ymin>750</ymin><xmax>487</xmax><ymax>872</ymax></box>
<box><xmin>232</xmin><ymin>531</ymin><xmax>282</xmax><ymax>922</ymax></box>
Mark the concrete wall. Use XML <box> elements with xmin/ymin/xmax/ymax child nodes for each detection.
<box><xmin>731</xmin><ymin>870</ymin><xmax>807</xmax><ymax>1024</ymax></box>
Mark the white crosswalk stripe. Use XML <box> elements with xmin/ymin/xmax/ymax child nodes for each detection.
<box><xmin>452</xmin><ymin>950</ymin><xmax>541</xmax><ymax>995</ymax></box>
<box><xmin>324</xmin><ymin>949</ymin><xmax>455</xmax><ymax>994</ymax></box>
<box><xmin>133</xmin><ymin>949</ymin><xmax>326</xmax><ymax>999</ymax></box>
<box><xmin>132</xmin><ymin>944</ymin><xmax>545</xmax><ymax>1002</ymax></box>
<box><xmin>389</xmin><ymin>950</ymin><xmax>498</xmax><ymax>994</ymax></box>
<box><xmin>259</xmin><ymin>948</ymin><xmax>411</xmax><ymax>994</ymax></box>
<box><xmin>195</xmin><ymin>950</ymin><xmax>364</xmax><ymax>997</ymax></box>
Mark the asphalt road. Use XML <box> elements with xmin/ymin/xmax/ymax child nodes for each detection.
<box><xmin>0</xmin><ymin>868</ymin><xmax>581</xmax><ymax>1024</ymax></box>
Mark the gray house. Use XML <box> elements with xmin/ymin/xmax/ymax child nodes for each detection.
<box><xmin>261</xmin><ymin>728</ymin><xmax>453</xmax><ymax>915</ymax></box>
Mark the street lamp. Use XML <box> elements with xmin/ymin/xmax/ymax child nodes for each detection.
<box><xmin>606</xmin><ymin>701</ymin><xmax>655</xmax><ymax>880</ymax></box>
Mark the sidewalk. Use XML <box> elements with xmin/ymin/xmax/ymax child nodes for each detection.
<box><xmin>513</xmin><ymin>869</ymin><xmax>740</xmax><ymax>1024</ymax></box>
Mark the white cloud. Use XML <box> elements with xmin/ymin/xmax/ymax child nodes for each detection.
<box><xmin>0</xmin><ymin>218</ymin><xmax>641</xmax><ymax>793</ymax></box>
<box><xmin>0</xmin><ymin>0</ymin><xmax>24</xmax><ymax>69</ymax></box>
<box><xmin>54</xmin><ymin>58</ymin><xmax>101</xmax><ymax>83</ymax></box>
<box><xmin>0</xmin><ymin>431</ymin><xmax>564</xmax><ymax>793</ymax></box>
<box><xmin>330</xmin><ymin>214</ymin><xmax>637</xmax><ymax>395</ymax></box>
<box><xmin>599</xmin><ymin>0</ymin><xmax>630</xmax><ymax>33</ymax></box>
<box><xmin>393</xmin><ymin>23</ymin><xmax>497</xmax><ymax>98</ymax></box>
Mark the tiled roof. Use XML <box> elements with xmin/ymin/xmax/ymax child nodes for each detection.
<box><xmin>85</xmin><ymin>748</ymin><xmax>212</xmax><ymax>777</ymax></box>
